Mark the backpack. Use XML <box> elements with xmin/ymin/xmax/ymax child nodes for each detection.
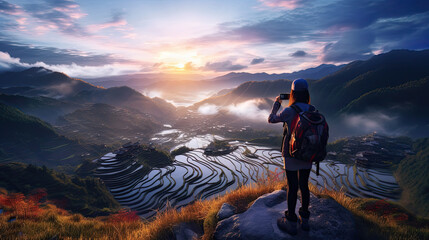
<box><xmin>282</xmin><ymin>104</ymin><xmax>329</xmax><ymax>176</ymax></box>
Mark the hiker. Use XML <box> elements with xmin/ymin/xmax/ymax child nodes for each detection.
<box><xmin>268</xmin><ymin>78</ymin><xmax>328</xmax><ymax>235</ymax></box>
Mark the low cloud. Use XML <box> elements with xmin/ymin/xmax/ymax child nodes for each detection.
<box><xmin>198</xmin><ymin>104</ymin><xmax>219</xmax><ymax>115</ymax></box>
<box><xmin>142</xmin><ymin>89</ymin><xmax>163</xmax><ymax>98</ymax></box>
<box><xmin>0</xmin><ymin>51</ymin><xmax>141</xmax><ymax>78</ymax></box>
<box><xmin>226</xmin><ymin>99</ymin><xmax>270</xmax><ymax>121</ymax></box>
<box><xmin>250</xmin><ymin>58</ymin><xmax>265</xmax><ymax>65</ymax></box>
<box><xmin>340</xmin><ymin>111</ymin><xmax>409</xmax><ymax>136</ymax></box>
<box><xmin>290</xmin><ymin>50</ymin><xmax>307</xmax><ymax>57</ymax></box>
<box><xmin>202</xmin><ymin>60</ymin><xmax>247</xmax><ymax>72</ymax></box>
<box><xmin>197</xmin><ymin>100</ymin><xmax>269</xmax><ymax>121</ymax></box>
<box><xmin>0</xmin><ymin>41</ymin><xmax>130</xmax><ymax>66</ymax></box>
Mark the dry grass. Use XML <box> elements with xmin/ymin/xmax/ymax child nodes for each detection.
<box><xmin>0</xmin><ymin>171</ymin><xmax>286</xmax><ymax>240</ymax></box>
<box><xmin>1</xmin><ymin>171</ymin><xmax>428</xmax><ymax>240</ymax></box>
<box><xmin>131</xmin><ymin>171</ymin><xmax>287</xmax><ymax>240</ymax></box>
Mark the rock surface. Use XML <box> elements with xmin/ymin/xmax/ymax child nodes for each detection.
<box><xmin>217</xmin><ymin>203</ymin><xmax>236</xmax><ymax>221</ymax></box>
<box><xmin>172</xmin><ymin>222</ymin><xmax>203</xmax><ymax>240</ymax></box>
<box><xmin>214</xmin><ymin>190</ymin><xmax>357</xmax><ymax>240</ymax></box>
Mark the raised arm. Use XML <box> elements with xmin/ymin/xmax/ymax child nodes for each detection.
<box><xmin>268</xmin><ymin>98</ymin><xmax>294</xmax><ymax>123</ymax></box>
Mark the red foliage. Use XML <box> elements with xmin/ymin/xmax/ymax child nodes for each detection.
<box><xmin>0</xmin><ymin>189</ymin><xmax>47</xmax><ymax>219</ymax></box>
<box><xmin>363</xmin><ymin>199</ymin><xmax>409</xmax><ymax>222</ymax></box>
<box><xmin>107</xmin><ymin>209</ymin><xmax>140</xmax><ymax>223</ymax></box>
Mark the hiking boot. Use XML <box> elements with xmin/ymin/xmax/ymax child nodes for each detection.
<box><xmin>277</xmin><ymin>211</ymin><xmax>297</xmax><ymax>235</ymax></box>
<box><xmin>299</xmin><ymin>207</ymin><xmax>310</xmax><ymax>231</ymax></box>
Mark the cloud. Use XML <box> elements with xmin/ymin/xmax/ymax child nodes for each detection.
<box><xmin>250</xmin><ymin>58</ymin><xmax>265</xmax><ymax>65</ymax></box>
<box><xmin>198</xmin><ymin>104</ymin><xmax>219</xmax><ymax>115</ymax></box>
<box><xmin>0</xmin><ymin>40</ymin><xmax>130</xmax><ymax>66</ymax></box>
<box><xmin>192</xmin><ymin>0</ymin><xmax>429</xmax><ymax>62</ymax></box>
<box><xmin>226</xmin><ymin>99</ymin><xmax>270</xmax><ymax>121</ymax></box>
<box><xmin>0</xmin><ymin>51</ymin><xmax>141</xmax><ymax>78</ymax></box>
<box><xmin>321</xmin><ymin>30</ymin><xmax>375</xmax><ymax>62</ymax></box>
<box><xmin>23</xmin><ymin>0</ymin><xmax>88</xmax><ymax>36</ymax></box>
<box><xmin>340</xmin><ymin>111</ymin><xmax>413</xmax><ymax>136</ymax></box>
<box><xmin>290</xmin><ymin>50</ymin><xmax>307</xmax><ymax>57</ymax></box>
<box><xmin>184</xmin><ymin>62</ymin><xmax>194</xmax><ymax>71</ymax></box>
<box><xmin>0</xmin><ymin>1</ymin><xmax>26</xmax><ymax>30</ymax></box>
<box><xmin>152</xmin><ymin>62</ymin><xmax>163</xmax><ymax>68</ymax></box>
<box><xmin>197</xmin><ymin>100</ymin><xmax>270</xmax><ymax>121</ymax></box>
<box><xmin>142</xmin><ymin>89</ymin><xmax>163</xmax><ymax>99</ymax></box>
<box><xmin>0</xmin><ymin>0</ymin><xmax>23</xmax><ymax>15</ymax></box>
<box><xmin>88</xmin><ymin>10</ymin><xmax>128</xmax><ymax>32</ymax></box>
<box><xmin>258</xmin><ymin>0</ymin><xmax>307</xmax><ymax>10</ymax></box>
<box><xmin>202</xmin><ymin>60</ymin><xmax>247</xmax><ymax>72</ymax></box>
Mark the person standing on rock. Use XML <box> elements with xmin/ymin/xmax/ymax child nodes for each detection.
<box><xmin>267</xmin><ymin>78</ymin><xmax>314</xmax><ymax>235</ymax></box>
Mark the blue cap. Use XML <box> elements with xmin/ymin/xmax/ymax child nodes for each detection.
<box><xmin>291</xmin><ymin>78</ymin><xmax>308</xmax><ymax>91</ymax></box>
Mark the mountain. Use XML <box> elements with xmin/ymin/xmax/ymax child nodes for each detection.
<box><xmin>311</xmin><ymin>49</ymin><xmax>429</xmax><ymax>115</ymax></box>
<box><xmin>85</xmin><ymin>72</ymin><xmax>205</xmax><ymax>88</ymax></box>
<box><xmin>396</xmin><ymin>138</ymin><xmax>429</xmax><ymax>217</ymax></box>
<box><xmin>210</xmin><ymin>64</ymin><xmax>344</xmax><ymax>85</ymax></box>
<box><xmin>125</xmin><ymin>64</ymin><xmax>343</xmax><ymax>106</ymax></box>
<box><xmin>67</xmin><ymin>86</ymin><xmax>177</xmax><ymax>121</ymax></box>
<box><xmin>0</xmin><ymin>67</ymin><xmax>100</xmax><ymax>98</ymax></box>
<box><xmin>0</xmin><ymin>67</ymin><xmax>177</xmax><ymax>122</ymax></box>
<box><xmin>0</xmin><ymin>162</ymin><xmax>120</xmax><ymax>216</ymax></box>
<box><xmin>192</xmin><ymin>80</ymin><xmax>293</xmax><ymax>108</ymax></box>
<box><xmin>0</xmin><ymin>93</ymin><xmax>82</xmax><ymax>124</ymax></box>
<box><xmin>191</xmin><ymin>49</ymin><xmax>429</xmax><ymax>137</ymax></box>
<box><xmin>0</xmin><ymin>103</ymin><xmax>108</xmax><ymax>170</ymax></box>
<box><xmin>56</xmin><ymin>103</ymin><xmax>162</xmax><ymax>144</ymax></box>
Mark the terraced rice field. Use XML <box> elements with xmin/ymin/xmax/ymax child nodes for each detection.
<box><xmin>95</xmin><ymin>136</ymin><xmax>401</xmax><ymax>218</ymax></box>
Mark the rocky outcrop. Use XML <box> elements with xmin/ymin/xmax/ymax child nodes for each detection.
<box><xmin>217</xmin><ymin>203</ymin><xmax>236</xmax><ymax>221</ymax></box>
<box><xmin>214</xmin><ymin>190</ymin><xmax>357</xmax><ymax>240</ymax></box>
<box><xmin>172</xmin><ymin>222</ymin><xmax>203</xmax><ymax>240</ymax></box>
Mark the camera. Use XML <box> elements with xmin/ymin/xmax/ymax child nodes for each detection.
<box><xmin>279</xmin><ymin>93</ymin><xmax>290</xmax><ymax>100</ymax></box>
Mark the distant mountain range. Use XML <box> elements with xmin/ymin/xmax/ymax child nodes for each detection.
<box><xmin>0</xmin><ymin>67</ymin><xmax>99</xmax><ymax>98</ymax></box>
<box><xmin>210</xmin><ymin>64</ymin><xmax>344</xmax><ymax>85</ymax></box>
<box><xmin>193</xmin><ymin>49</ymin><xmax>429</xmax><ymax>137</ymax></box>
<box><xmin>0</xmin><ymin>67</ymin><xmax>177</xmax><ymax>123</ymax></box>
<box><xmin>85</xmin><ymin>72</ymin><xmax>206</xmax><ymax>88</ymax></box>
<box><xmin>133</xmin><ymin>64</ymin><xmax>342</xmax><ymax>106</ymax></box>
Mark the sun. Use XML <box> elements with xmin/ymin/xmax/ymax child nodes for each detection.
<box><xmin>176</xmin><ymin>63</ymin><xmax>185</xmax><ymax>69</ymax></box>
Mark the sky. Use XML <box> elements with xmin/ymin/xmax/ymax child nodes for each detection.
<box><xmin>0</xmin><ymin>0</ymin><xmax>428</xmax><ymax>78</ymax></box>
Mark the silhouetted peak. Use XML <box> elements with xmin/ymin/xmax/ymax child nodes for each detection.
<box><xmin>22</xmin><ymin>67</ymin><xmax>53</xmax><ymax>75</ymax></box>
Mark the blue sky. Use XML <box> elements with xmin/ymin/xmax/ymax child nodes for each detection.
<box><xmin>0</xmin><ymin>0</ymin><xmax>428</xmax><ymax>78</ymax></box>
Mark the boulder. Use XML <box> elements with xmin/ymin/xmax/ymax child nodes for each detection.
<box><xmin>214</xmin><ymin>190</ymin><xmax>357</xmax><ymax>240</ymax></box>
<box><xmin>217</xmin><ymin>203</ymin><xmax>236</xmax><ymax>221</ymax></box>
<box><xmin>172</xmin><ymin>222</ymin><xmax>203</xmax><ymax>240</ymax></box>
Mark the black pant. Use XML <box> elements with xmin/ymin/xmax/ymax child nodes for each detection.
<box><xmin>285</xmin><ymin>169</ymin><xmax>311</xmax><ymax>218</ymax></box>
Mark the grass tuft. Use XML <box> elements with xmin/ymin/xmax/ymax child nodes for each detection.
<box><xmin>0</xmin><ymin>170</ymin><xmax>428</xmax><ymax>240</ymax></box>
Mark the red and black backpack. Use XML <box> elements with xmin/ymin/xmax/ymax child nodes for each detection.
<box><xmin>282</xmin><ymin>104</ymin><xmax>329</xmax><ymax>175</ymax></box>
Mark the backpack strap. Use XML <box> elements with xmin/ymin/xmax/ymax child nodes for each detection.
<box><xmin>281</xmin><ymin>105</ymin><xmax>300</xmax><ymax>154</ymax></box>
<box><xmin>290</xmin><ymin>104</ymin><xmax>302</xmax><ymax>113</ymax></box>
<box><xmin>316</xmin><ymin>162</ymin><xmax>320</xmax><ymax>176</ymax></box>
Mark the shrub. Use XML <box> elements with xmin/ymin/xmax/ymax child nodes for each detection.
<box><xmin>0</xmin><ymin>188</ymin><xmax>46</xmax><ymax>219</ymax></box>
<box><xmin>107</xmin><ymin>209</ymin><xmax>140</xmax><ymax>223</ymax></box>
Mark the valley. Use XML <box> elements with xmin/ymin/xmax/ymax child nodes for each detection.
<box><xmin>95</xmin><ymin>130</ymin><xmax>406</xmax><ymax>218</ymax></box>
<box><xmin>0</xmin><ymin>49</ymin><xmax>428</xmax><ymax>220</ymax></box>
